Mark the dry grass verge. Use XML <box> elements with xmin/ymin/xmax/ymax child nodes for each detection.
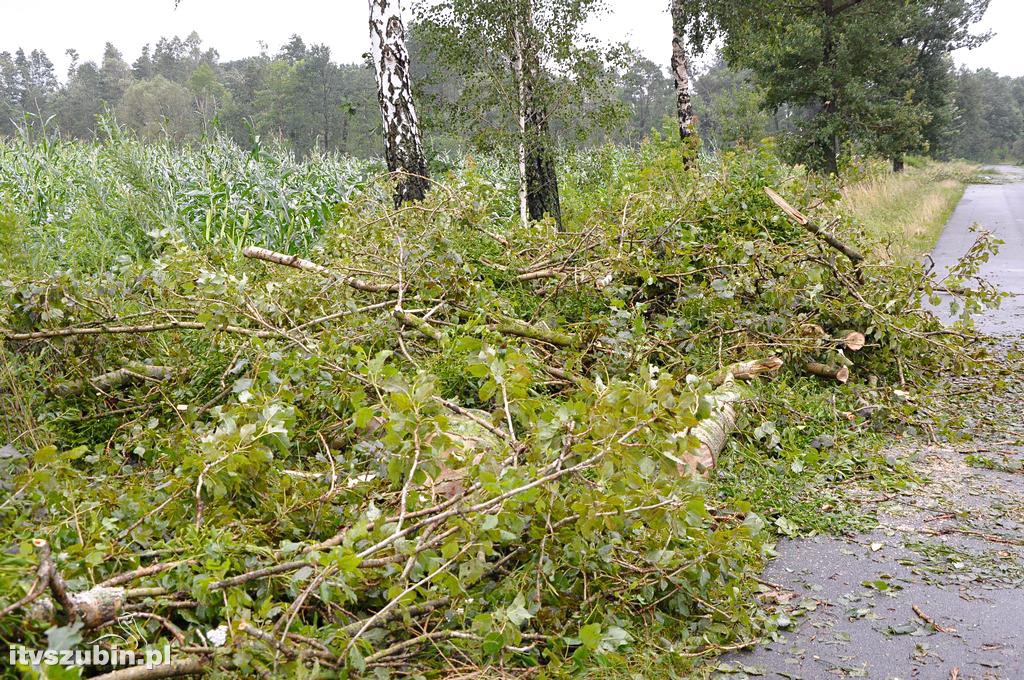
<box><xmin>841</xmin><ymin>159</ymin><xmax>979</xmax><ymax>260</ymax></box>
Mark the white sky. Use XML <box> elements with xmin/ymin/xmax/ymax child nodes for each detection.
<box><xmin>0</xmin><ymin>0</ymin><xmax>1021</xmax><ymax>79</ymax></box>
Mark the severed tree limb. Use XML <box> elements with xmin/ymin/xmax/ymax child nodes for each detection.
<box><xmin>679</xmin><ymin>382</ymin><xmax>741</xmax><ymax>475</ymax></box>
<box><xmin>242</xmin><ymin>245</ymin><xmax>398</xmax><ymax>293</ymax></box>
<box><xmin>491</xmin><ymin>320</ymin><xmax>574</xmax><ymax>348</ymax></box>
<box><xmin>835</xmin><ymin>330</ymin><xmax>866</xmax><ymax>351</ymax></box>
<box><xmin>804</xmin><ymin>362</ymin><xmax>850</xmax><ymax>384</ymax></box>
<box><xmin>393</xmin><ymin>309</ymin><xmax>443</xmax><ymax>341</ymax></box>
<box><xmin>19</xmin><ymin>539</ymin><xmax>127</xmax><ymax>629</ymax></box>
<box><xmin>541</xmin><ymin>364</ymin><xmax>583</xmax><ymax>385</ymax></box>
<box><xmin>239</xmin><ymin>620</ymin><xmax>339</xmax><ymax>666</ymax></box>
<box><xmin>340</xmin><ymin>597</ymin><xmax>451</xmax><ymax>636</ymax></box>
<box><xmin>3</xmin><ymin>321</ymin><xmax>278</xmax><ymax>342</ymax></box>
<box><xmin>709</xmin><ymin>357</ymin><xmax>783</xmax><ymax>387</ymax></box>
<box><xmin>98</xmin><ymin>559</ymin><xmax>195</xmax><ymax>588</ymax></box>
<box><xmin>765</xmin><ymin>188</ymin><xmax>864</xmax><ymax>265</ymax></box>
<box><xmin>89</xmin><ymin>658</ymin><xmax>209</xmax><ymax>680</ymax></box>
<box><xmin>52</xmin><ymin>363</ymin><xmax>178</xmax><ymax>397</ymax></box>
<box><xmin>517</xmin><ymin>268</ymin><xmax>561</xmax><ymax>282</ymax></box>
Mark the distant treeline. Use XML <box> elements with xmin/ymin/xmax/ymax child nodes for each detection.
<box><xmin>1</xmin><ymin>31</ymin><xmax>1021</xmax><ymax>162</ymax></box>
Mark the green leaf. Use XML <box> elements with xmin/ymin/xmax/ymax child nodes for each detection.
<box><xmin>325</xmin><ymin>548</ymin><xmax>362</xmax><ymax>574</ymax></box>
<box><xmin>482</xmin><ymin>631</ymin><xmax>506</xmax><ymax>656</ymax></box>
<box><xmin>34</xmin><ymin>445</ymin><xmax>58</xmax><ymax>465</ymax></box>
<box><xmin>506</xmin><ymin>594</ymin><xmax>532</xmax><ymax>627</ymax></box>
<box><xmin>45</xmin><ymin>622</ymin><xmax>84</xmax><ymax>651</ymax></box>
<box><xmin>579</xmin><ymin>623</ymin><xmax>602</xmax><ymax>650</ymax></box>
<box><xmin>353</xmin><ymin>406</ymin><xmax>375</xmax><ymax>429</ymax></box>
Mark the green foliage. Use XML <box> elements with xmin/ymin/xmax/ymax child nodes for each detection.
<box><xmin>0</xmin><ymin>136</ymin><xmax>1001</xmax><ymax>676</ymax></box>
<box><xmin>680</xmin><ymin>0</ymin><xmax>992</xmax><ymax>172</ymax></box>
<box><xmin>693</xmin><ymin>56</ymin><xmax>776</xmax><ymax>150</ymax></box>
<box><xmin>0</xmin><ymin>130</ymin><xmax>377</xmax><ymax>269</ymax></box>
<box><xmin>950</xmin><ymin>68</ymin><xmax>1024</xmax><ymax>162</ymax></box>
<box><xmin>411</xmin><ymin>0</ymin><xmax>629</xmax><ymax>203</ymax></box>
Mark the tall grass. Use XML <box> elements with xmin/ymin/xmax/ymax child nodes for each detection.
<box><xmin>841</xmin><ymin>157</ymin><xmax>979</xmax><ymax>260</ymax></box>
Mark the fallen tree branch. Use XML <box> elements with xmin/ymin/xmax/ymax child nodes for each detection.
<box><xmin>242</xmin><ymin>245</ymin><xmax>398</xmax><ymax>293</ymax></box>
<box><xmin>17</xmin><ymin>539</ymin><xmax>127</xmax><ymax>629</ymax></box>
<box><xmin>393</xmin><ymin>309</ymin><xmax>443</xmax><ymax>341</ymax></box>
<box><xmin>709</xmin><ymin>357</ymin><xmax>783</xmax><ymax>387</ymax></box>
<box><xmin>680</xmin><ymin>381</ymin><xmax>742</xmax><ymax>475</ymax></box>
<box><xmin>804</xmin><ymin>362</ymin><xmax>850</xmax><ymax>384</ymax></box>
<box><xmin>98</xmin><ymin>559</ymin><xmax>195</xmax><ymax>588</ymax></box>
<box><xmin>491</xmin><ymin>320</ymin><xmax>574</xmax><ymax>348</ymax></box>
<box><xmin>52</xmin><ymin>363</ymin><xmax>178</xmax><ymax>397</ymax></box>
<box><xmin>912</xmin><ymin>604</ymin><xmax>955</xmax><ymax>633</ymax></box>
<box><xmin>3</xmin><ymin>321</ymin><xmax>278</xmax><ymax>342</ymax></box>
<box><xmin>89</xmin><ymin>658</ymin><xmax>208</xmax><ymax>679</ymax></box>
<box><xmin>765</xmin><ymin>188</ymin><xmax>864</xmax><ymax>265</ymax></box>
<box><xmin>517</xmin><ymin>268</ymin><xmax>561</xmax><ymax>282</ymax></box>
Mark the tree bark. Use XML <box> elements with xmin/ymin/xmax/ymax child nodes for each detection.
<box><xmin>764</xmin><ymin>188</ymin><xmax>865</xmax><ymax>265</ymax></box>
<box><xmin>670</xmin><ymin>1</ymin><xmax>696</xmax><ymax>142</ymax></box>
<box><xmin>804</xmin><ymin>362</ymin><xmax>850</xmax><ymax>383</ymax></box>
<box><xmin>678</xmin><ymin>382</ymin><xmax>741</xmax><ymax>475</ymax></box>
<box><xmin>892</xmin><ymin>155</ymin><xmax>905</xmax><ymax>173</ymax></box>
<box><xmin>820</xmin><ymin>0</ymin><xmax>841</xmax><ymax>176</ymax></box>
<box><xmin>369</xmin><ymin>0</ymin><xmax>429</xmax><ymax>207</ymax></box>
<box><xmin>512</xmin><ymin>22</ymin><xmax>530</xmax><ymax>227</ymax></box>
<box><xmin>518</xmin><ymin>0</ymin><xmax>562</xmax><ymax>229</ymax></box>
<box><xmin>524</xmin><ymin>101</ymin><xmax>562</xmax><ymax>228</ymax></box>
<box><xmin>709</xmin><ymin>357</ymin><xmax>784</xmax><ymax>387</ymax></box>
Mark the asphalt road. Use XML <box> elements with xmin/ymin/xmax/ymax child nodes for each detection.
<box><xmin>719</xmin><ymin>168</ymin><xmax>1024</xmax><ymax>680</ymax></box>
<box><xmin>931</xmin><ymin>165</ymin><xmax>1024</xmax><ymax>335</ymax></box>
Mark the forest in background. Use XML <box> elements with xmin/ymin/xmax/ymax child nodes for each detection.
<box><xmin>2</xmin><ymin>29</ymin><xmax>1023</xmax><ymax>164</ymax></box>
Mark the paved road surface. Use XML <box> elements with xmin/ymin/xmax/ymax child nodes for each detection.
<box><xmin>720</xmin><ymin>167</ymin><xmax>1024</xmax><ymax>680</ymax></box>
<box><xmin>930</xmin><ymin>165</ymin><xmax>1024</xmax><ymax>334</ymax></box>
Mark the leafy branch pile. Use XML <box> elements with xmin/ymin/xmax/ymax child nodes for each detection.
<box><xmin>0</xmin><ymin>135</ymin><xmax>1001</xmax><ymax>677</ymax></box>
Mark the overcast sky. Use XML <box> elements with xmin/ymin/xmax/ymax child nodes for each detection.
<box><xmin>1</xmin><ymin>0</ymin><xmax>1021</xmax><ymax>80</ymax></box>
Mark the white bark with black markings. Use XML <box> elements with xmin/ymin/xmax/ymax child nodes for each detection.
<box><xmin>369</xmin><ymin>0</ymin><xmax>429</xmax><ymax>206</ymax></box>
<box><xmin>670</xmin><ymin>0</ymin><xmax>696</xmax><ymax>141</ymax></box>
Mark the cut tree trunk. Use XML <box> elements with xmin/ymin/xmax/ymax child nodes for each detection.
<box><xmin>369</xmin><ymin>0</ymin><xmax>429</xmax><ymax>207</ymax></box>
<box><xmin>835</xmin><ymin>330</ymin><xmax>866</xmax><ymax>351</ymax></box>
<box><xmin>709</xmin><ymin>357</ymin><xmax>784</xmax><ymax>387</ymax></box>
<box><xmin>678</xmin><ymin>381</ymin><xmax>741</xmax><ymax>476</ymax></box>
<box><xmin>804</xmin><ymin>362</ymin><xmax>850</xmax><ymax>384</ymax></box>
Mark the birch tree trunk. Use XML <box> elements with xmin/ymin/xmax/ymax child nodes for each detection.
<box><xmin>670</xmin><ymin>0</ymin><xmax>696</xmax><ymax>141</ymax></box>
<box><xmin>369</xmin><ymin>0</ymin><xmax>430</xmax><ymax>206</ymax></box>
<box><xmin>512</xmin><ymin>23</ymin><xmax>530</xmax><ymax>227</ymax></box>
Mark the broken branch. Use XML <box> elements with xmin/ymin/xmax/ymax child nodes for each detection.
<box><xmin>765</xmin><ymin>188</ymin><xmax>864</xmax><ymax>265</ymax></box>
<box><xmin>242</xmin><ymin>245</ymin><xmax>398</xmax><ymax>293</ymax></box>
